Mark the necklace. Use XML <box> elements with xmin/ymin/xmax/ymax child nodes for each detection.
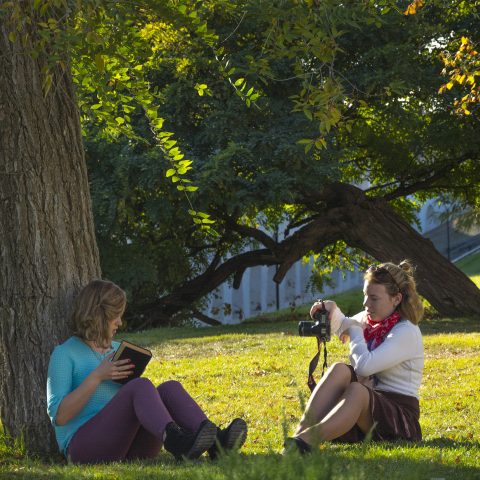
<box><xmin>84</xmin><ymin>340</ymin><xmax>113</xmax><ymax>362</ymax></box>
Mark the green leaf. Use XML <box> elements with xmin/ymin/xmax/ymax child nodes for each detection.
<box><xmin>153</xmin><ymin>118</ymin><xmax>164</xmax><ymax>129</ymax></box>
<box><xmin>115</xmin><ymin>117</ymin><xmax>125</xmax><ymax>125</ymax></box>
<box><xmin>303</xmin><ymin>109</ymin><xmax>313</xmax><ymax>120</ymax></box>
<box><xmin>94</xmin><ymin>54</ymin><xmax>105</xmax><ymax>73</ymax></box>
<box><xmin>234</xmin><ymin>77</ymin><xmax>245</xmax><ymax>86</ymax></box>
<box><xmin>164</xmin><ymin>140</ymin><xmax>177</xmax><ymax>149</ymax></box>
<box><xmin>166</xmin><ymin>168</ymin><xmax>176</xmax><ymax>177</ymax></box>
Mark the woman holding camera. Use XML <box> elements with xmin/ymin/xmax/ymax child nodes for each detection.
<box><xmin>286</xmin><ymin>260</ymin><xmax>424</xmax><ymax>453</ymax></box>
<box><xmin>47</xmin><ymin>279</ymin><xmax>247</xmax><ymax>464</ymax></box>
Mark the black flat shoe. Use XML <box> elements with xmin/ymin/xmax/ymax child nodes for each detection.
<box><xmin>208</xmin><ymin>418</ymin><xmax>248</xmax><ymax>460</ymax></box>
<box><xmin>164</xmin><ymin>420</ymin><xmax>217</xmax><ymax>461</ymax></box>
<box><xmin>283</xmin><ymin>436</ymin><xmax>312</xmax><ymax>455</ymax></box>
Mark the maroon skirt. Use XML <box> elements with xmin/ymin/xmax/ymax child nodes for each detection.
<box><xmin>333</xmin><ymin>366</ymin><xmax>422</xmax><ymax>443</ymax></box>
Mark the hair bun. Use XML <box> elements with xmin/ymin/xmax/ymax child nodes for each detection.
<box><xmin>398</xmin><ymin>260</ymin><xmax>414</xmax><ymax>276</ymax></box>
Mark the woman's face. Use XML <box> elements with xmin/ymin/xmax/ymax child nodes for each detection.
<box><xmin>107</xmin><ymin>316</ymin><xmax>122</xmax><ymax>340</ymax></box>
<box><xmin>363</xmin><ymin>281</ymin><xmax>401</xmax><ymax>322</ymax></box>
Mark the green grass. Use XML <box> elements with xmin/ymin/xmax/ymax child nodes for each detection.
<box><xmin>1</xmin><ymin>317</ymin><xmax>479</xmax><ymax>479</ymax></box>
<box><xmin>455</xmin><ymin>251</ymin><xmax>480</xmax><ymax>287</ymax></box>
<box><xmin>1</xmin><ymin>253</ymin><xmax>479</xmax><ymax>479</ymax></box>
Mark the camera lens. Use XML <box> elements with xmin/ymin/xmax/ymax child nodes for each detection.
<box><xmin>298</xmin><ymin>321</ymin><xmax>315</xmax><ymax>337</ymax></box>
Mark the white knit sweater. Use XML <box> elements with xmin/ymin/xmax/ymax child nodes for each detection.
<box><xmin>340</xmin><ymin>313</ymin><xmax>424</xmax><ymax>399</ymax></box>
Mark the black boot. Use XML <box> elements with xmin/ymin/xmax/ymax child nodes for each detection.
<box><xmin>283</xmin><ymin>437</ymin><xmax>312</xmax><ymax>455</ymax></box>
<box><xmin>164</xmin><ymin>420</ymin><xmax>217</xmax><ymax>461</ymax></box>
<box><xmin>208</xmin><ymin>418</ymin><xmax>248</xmax><ymax>460</ymax></box>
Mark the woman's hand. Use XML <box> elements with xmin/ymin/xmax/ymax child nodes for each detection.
<box><xmin>310</xmin><ymin>300</ymin><xmax>345</xmax><ymax>336</ymax></box>
<box><xmin>339</xmin><ymin>333</ymin><xmax>350</xmax><ymax>344</ymax></box>
<box><xmin>92</xmin><ymin>353</ymin><xmax>135</xmax><ymax>382</ymax></box>
<box><xmin>309</xmin><ymin>300</ymin><xmax>337</xmax><ymax>319</ymax></box>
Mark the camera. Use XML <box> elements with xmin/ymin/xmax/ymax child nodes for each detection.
<box><xmin>298</xmin><ymin>307</ymin><xmax>331</xmax><ymax>342</ymax></box>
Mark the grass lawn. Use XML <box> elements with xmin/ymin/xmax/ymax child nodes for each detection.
<box><xmin>1</xmin><ymin>254</ymin><xmax>479</xmax><ymax>479</ymax></box>
<box><xmin>455</xmin><ymin>251</ymin><xmax>480</xmax><ymax>288</ymax></box>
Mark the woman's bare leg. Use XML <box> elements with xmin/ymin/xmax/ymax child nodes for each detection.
<box><xmin>294</xmin><ymin>363</ymin><xmax>352</xmax><ymax>436</ymax></box>
<box><xmin>297</xmin><ymin>382</ymin><xmax>373</xmax><ymax>444</ymax></box>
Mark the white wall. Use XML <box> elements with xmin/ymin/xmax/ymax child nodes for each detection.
<box><xmin>203</xmin><ymin>200</ymin><xmax>451</xmax><ymax>324</ymax></box>
<box><xmin>205</xmin><ymin>261</ymin><xmax>364</xmax><ymax>324</ymax></box>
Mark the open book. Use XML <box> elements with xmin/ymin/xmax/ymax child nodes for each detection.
<box><xmin>111</xmin><ymin>340</ymin><xmax>152</xmax><ymax>384</ymax></box>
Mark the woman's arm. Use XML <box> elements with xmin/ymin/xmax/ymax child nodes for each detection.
<box><xmin>49</xmin><ymin>352</ymin><xmax>134</xmax><ymax>426</ymax></box>
<box><xmin>54</xmin><ymin>369</ymin><xmax>103</xmax><ymax>426</ymax></box>
<box><xmin>347</xmin><ymin>322</ymin><xmax>422</xmax><ymax>377</ymax></box>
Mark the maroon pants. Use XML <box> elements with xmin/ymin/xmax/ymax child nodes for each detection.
<box><xmin>67</xmin><ymin>378</ymin><xmax>208</xmax><ymax>464</ymax></box>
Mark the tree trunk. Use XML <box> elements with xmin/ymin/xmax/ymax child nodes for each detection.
<box><xmin>135</xmin><ymin>183</ymin><xmax>480</xmax><ymax>326</ymax></box>
<box><xmin>327</xmin><ymin>184</ymin><xmax>480</xmax><ymax>317</ymax></box>
<box><xmin>0</xmin><ymin>23</ymin><xmax>101</xmax><ymax>456</ymax></box>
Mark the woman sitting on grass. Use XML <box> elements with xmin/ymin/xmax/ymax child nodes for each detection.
<box><xmin>287</xmin><ymin>260</ymin><xmax>424</xmax><ymax>453</ymax></box>
<box><xmin>47</xmin><ymin>279</ymin><xmax>247</xmax><ymax>464</ymax></box>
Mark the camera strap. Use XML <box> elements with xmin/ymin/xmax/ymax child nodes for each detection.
<box><xmin>307</xmin><ymin>337</ymin><xmax>328</xmax><ymax>392</ymax></box>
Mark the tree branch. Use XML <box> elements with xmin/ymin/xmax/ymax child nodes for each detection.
<box><xmin>190</xmin><ymin>309</ymin><xmax>222</xmax><ymax>326</ymax></box>
<box><xmin>226</xmin><ymin>219</ymin><xmax>279</xmax><ymax>251</ymax></box>
<box><xmin>368</xmin><ymin>155</ymin><xmax>474</xmax><ymax>200</ymax></box>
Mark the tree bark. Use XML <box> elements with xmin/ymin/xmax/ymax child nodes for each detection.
<box><xmin>0</xmin><ymin>23</ymin><xmax>101</xmax><ymax>456</ymax></box>
<box><xmin>326</xmin><ymin>183</ymin><xmax>480</xmax><ymax>317</ymax></box>
<box><xmin>136</xmin><ymin>183</ymin><xmax>480</xmax><ymax>327</ymax></box>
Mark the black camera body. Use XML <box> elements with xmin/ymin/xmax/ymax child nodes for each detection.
<box><xmin>298</xmin><ymin>308</ymin><xmax>331</xmax><ymax>342</ymax></box>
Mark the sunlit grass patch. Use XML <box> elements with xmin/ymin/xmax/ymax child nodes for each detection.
<box><xmin>1</xmin><ymin>319</ymin><xmax>479</xmax><ymax>478</ymax></box>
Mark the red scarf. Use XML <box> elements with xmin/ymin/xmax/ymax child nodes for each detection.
<box><xmin>363</xmin><ymin>311</ymin><xmax>401</xmax><ymax>351</ymax></box>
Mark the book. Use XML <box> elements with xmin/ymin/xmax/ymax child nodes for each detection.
<box><xmin>111</xmin><ymin>340</ymin><xmax>152</xmax><ymax>384</ymax></box>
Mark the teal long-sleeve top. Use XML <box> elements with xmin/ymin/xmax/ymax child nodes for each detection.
<box><xmin>46</xmin><ymin>336</ymin><xmax>121</xmax><ymax>456</ymax></box>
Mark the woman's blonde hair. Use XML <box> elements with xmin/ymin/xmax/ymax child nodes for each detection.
<box><xmin>71</xmin><ymin>280</ymin><xmax>126</xmax><ymax>348</ymax></box>
<box><xmin>364</xmin><ymin>260</ymin><xmax>424</xmax><ymax>324</ymax></box>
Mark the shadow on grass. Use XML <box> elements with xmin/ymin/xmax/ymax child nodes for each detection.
<box><xmin>121</xmin><ymin>320</ymin><xmax>301</xmax><ymax>347</ymax></box>
<box><xmin>2</xmin><ymin>445</ymin><xmax>480</xmax><ymax>480</ymax></box>
<box><xmin>420</xmin><ymin>437</ymin><xmax>480</xmax><ymax>449</ymax></box>
<box><xmin>420</xmin><ymin>317</ymin><xmax>480</xmax><ymax>335</ymax></box>
<box><xmin>123</xmin><ymin>315</ymin><xmax>479</xmax><ymax>348</ymax></box>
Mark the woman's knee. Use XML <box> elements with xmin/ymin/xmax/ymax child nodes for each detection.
<box><xmin>125</xmin><ymin>377</ymin><xmax>155</xmax><ymax>393</ymax></box>
<box><xmin>344</xmin><ymin>382</ymin><xmax>370</xmax><ymax>402</ymax></box>
<box><xmin>326</xmin><ymin>362</ymin><xmax>352</xmax><ymax>382</ymax></box>
<box><xmin>157</xmin><ymin>379</ymin><xmax>184</xmax><ymax>394</ymax></box>
<box><xmin>310</xmin><ymin>362</ymin><xmax>351</xmax><ymax>397</ymax></box>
